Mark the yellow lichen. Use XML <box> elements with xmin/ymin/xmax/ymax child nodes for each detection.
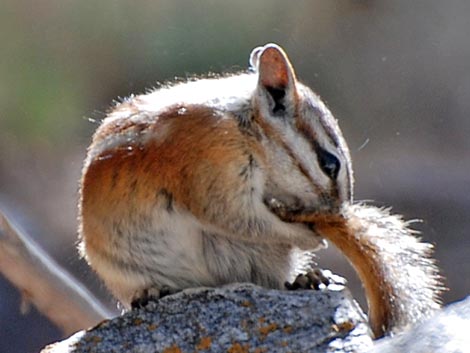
<box><xmin>196</xmin><ymin>336</ymin><xmax>212</xmax><ymax>350</ymax></box>
<box><xmin>90</xmin><ymin>336</ymin><xmax>102</xmax><ymax>343</ymax></box>
<box><xmin>147</xmin><ymin>324</ymin><xmax>158</xmax><ymax>331</ymax></box>
<box><xmin>258</xmin><ymin>322</ymin><xmax>278</xmax><ymax>340</ymax></box>
<box><xmin>163</xmin><ymin>344</ymin><xmax>182</xmax><ymax>353</ymax></box>
<box><xmin>240</xmin><ymin>300</ymin><xmax>252</xmax><ymax>307</ymax></box>
<box><xmin>332</xmin><ymin>321</ymin><xmax>355</xmax><ymax>333</ymax></box>
<box><xmin>283</xmin><ymin>325</ymin><xmax>293</xmax><ymax>334</ymax></box>
<box><xmin>227</xmin><ymin>342</ymin><xmax>250</xmax><ymax>353</ymax></box>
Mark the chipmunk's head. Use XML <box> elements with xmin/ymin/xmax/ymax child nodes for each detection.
<box><xmin>250</xmin><ymin>44</ymin><xmax>353</xmax><ymax>216</ymax></box>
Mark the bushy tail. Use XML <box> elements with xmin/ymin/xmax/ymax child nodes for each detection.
<box><xmin>286</xmin><ymin>203</ymin><xmax>443</xmax><ymax>337</ymax></box>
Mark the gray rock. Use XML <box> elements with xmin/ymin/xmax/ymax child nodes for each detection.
<box><xmin>41</xmin><ymin>283</ymin><xmax>373</xmax><ymax>353</ymax></box>
<box><xmin>371</xmin><ymin>296</ymin><xmax>470</xmax><ymax>353</ymax></box>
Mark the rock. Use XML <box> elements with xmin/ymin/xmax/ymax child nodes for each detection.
<box><xmin>41</xmin><ymin>283</ymin><xmax>373</xmax><ymax>353</ymax></box>
<box><xmin>371</xmin><ymin>296</ymin><xmax>470</xmax><ymax>353</ymax></box>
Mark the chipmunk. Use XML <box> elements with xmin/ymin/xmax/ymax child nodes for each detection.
<box><xmin>78</xmin><ymin>43</ymin><xmax>442</xmax><ymax>338</ymax></box>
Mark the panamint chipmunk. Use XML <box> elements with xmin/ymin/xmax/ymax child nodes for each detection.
<box><xmin>79</xmin><ymin>44</ymin><xmax>442</xmax><ymax>338</ymax></box>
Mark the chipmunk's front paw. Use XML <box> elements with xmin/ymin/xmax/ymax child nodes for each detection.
<box><xmin>285</xmin><ymin>269</ymin><xmax>346</xmax><ymax>291</ymax></box>
<box><xmin>130</xmin><ymin>286</ymin><xmax>177</xmax><ymax>309</ymax></box>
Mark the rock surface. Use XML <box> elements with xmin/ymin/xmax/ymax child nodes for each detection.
<box><xmin>41</xmin><ymin>283</ymin><xmax>373</xmax><ymax>353</ymax></box>
<box><xmin>371</xmin><ymin>296</ymin><xmax>470</xmax><ymax>353</ymax></box>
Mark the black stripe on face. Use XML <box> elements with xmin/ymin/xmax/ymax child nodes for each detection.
<box><xmin>254</xmin><ymin>113</ymin><xmax>324</xmax><ymax>196</ymax></box>
<box><xmin>295</xmin><ymin>118</ymin><xmax>341</xmax><ymax>205</ymax></box>
<box><xmin>303</xmin><ymin>93</ymin><xmax>341</xmax><ymax>148</ymax></box>
<box><xmin>305</xmin><ymin>110</ymin><xmax>353</xmax><ymax>202</ymax></box>
<box><xmin>295</xmin><ymin>118</ymin><xmax>341</xmax><ymax>180</ymax></box>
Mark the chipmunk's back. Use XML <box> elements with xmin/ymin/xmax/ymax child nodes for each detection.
<box><xmin>85</xmin><ymin>73</ymin><xmax>257</xmax><ymax>162</ymax></box>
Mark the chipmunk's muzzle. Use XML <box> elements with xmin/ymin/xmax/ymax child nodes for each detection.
<box><xmin>264</xmin><ymin>195</ymin><xmax>349</xmax><ymax>241</ymax></box>
<box><xmin>263</xmin><ymin>195</ymin><xmax>342</xmax><ymax>224</ymax></box>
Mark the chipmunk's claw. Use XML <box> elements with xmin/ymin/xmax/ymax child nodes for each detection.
<box><xmin>130</xmin><ymin>285</ymin><xmax>177</xmax><ymax>309</ymax></box>
<box><xmin>285</xmin><ymin>269</ymin><xmax>346</xmax><ymax>291</ymax></box>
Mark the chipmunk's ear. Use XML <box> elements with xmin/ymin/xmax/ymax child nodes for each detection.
<box><xmin>251</xmin><ymin>44</ymin><xmax>297</xmax><ymax>116</ymax></box>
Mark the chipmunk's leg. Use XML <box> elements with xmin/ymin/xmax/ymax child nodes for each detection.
<box><xmin>285</xmin><ymin>269</ymin><xmax>346</xmax><ymax>291</ymax></box>
<box><xmin>130</xmin><ymin>285</ymin><xmax>179</xmax><ymax>309</ymax></box>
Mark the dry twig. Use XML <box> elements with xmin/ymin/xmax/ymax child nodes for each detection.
<box><xmin>0</xmin><ymin>209</ymin><xmax>115</xmax><ymax>334</ymax></box>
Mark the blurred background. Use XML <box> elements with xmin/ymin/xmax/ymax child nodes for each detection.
<box><xmin>1</xmin><ymin>1</ymin><xmax>469</xmax><ymax>352</ymax></box>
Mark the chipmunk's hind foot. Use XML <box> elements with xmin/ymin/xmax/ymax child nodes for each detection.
<box><xmin>285</xmin><ymin>269</ymin><xmax>346</xmax><ymax>291</ymax></box>
<box><xmin>131</xmin><ymin>285</ymin><xmax>179</xmax><ymax>309</ymax></box>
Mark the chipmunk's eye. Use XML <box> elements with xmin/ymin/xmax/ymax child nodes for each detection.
<box><xmin>317</xmin><ymin>147</ymin><xmax>340</xmax><ymax>180</ymax></box>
